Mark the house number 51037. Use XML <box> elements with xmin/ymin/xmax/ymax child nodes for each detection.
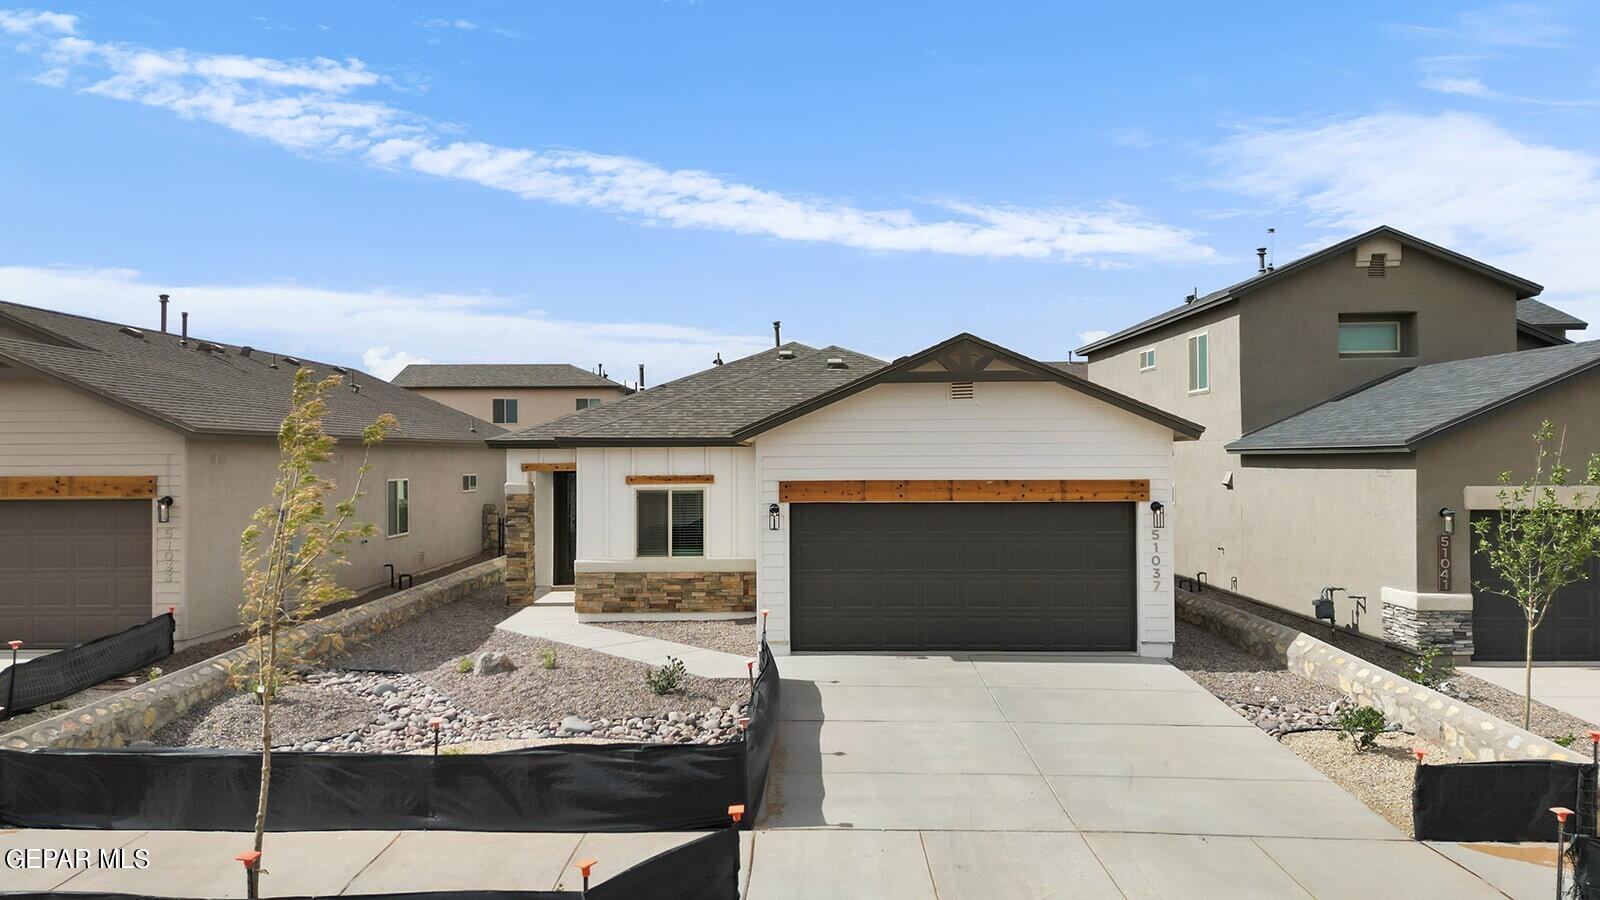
<box><xmin>1150</xmin><ymin>530</ymin><xmax>1163</xmax><ymax>591</ymax></box>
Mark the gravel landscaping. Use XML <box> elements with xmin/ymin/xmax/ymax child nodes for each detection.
<box><xmin>1283</xmin><ymin>731</ymin><xmax>1463</xmax><ymax>836</ymax></box>
<box><xmin>594</xmin><ymin>618</ymin><xmax>759</xmax><ymax>656</ymax></box>
<box><xmin>1173</xmin><ymin>620</ymin><xmax>1348</xmax><ymax>735</ymax></box>
<box><xmin>151</xmin><ymin>585</ymin><xmax>751</xmax><ymax>753</ymax></box>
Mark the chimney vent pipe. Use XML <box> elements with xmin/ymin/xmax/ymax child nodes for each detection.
<box><xmin>1256</xmin><ymin>247</ymin><xmax>1268</xmax><ymax>274</ymax></box>
<box><xmin>158</xmin><ymin>294</ymin><xmax>170</xmax><ymax>333</ymax></box>
<box><xmin>638</xmin><ymin>363</ymin><xmax>645</xmax><ymax>390</ymax></box>
<box><xmin>773</xmin><ymin>320</ymin><xmax>782</xmax><ymax>347</ymax></box>
<box><xmin>180</xmin><ymin>312</ymin><xmax>189</xmax><ymax>346</ymax></box>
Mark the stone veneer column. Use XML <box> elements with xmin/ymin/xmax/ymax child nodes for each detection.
<box><xmin>503</xmin><ymin>485</ymin><xmax>535</xmax><ymax>605</ymax></box>
<box><xmin>1379</xmin><ymin>587</ymin><xmax>1474</xmax><ymax>659</ymax></box>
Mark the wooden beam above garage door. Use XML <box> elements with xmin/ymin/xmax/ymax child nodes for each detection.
<box><xmin>779</xmin><ymin>479</ymin><xmax>1149</xmax><ymax>503</ymax></box>
<box><xmin>0</xmin><ymin>475</ymin><xmax>158</xmax><ymax>500</ymax></box>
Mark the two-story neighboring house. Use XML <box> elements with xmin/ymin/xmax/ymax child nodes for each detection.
<box><xmin>392</xmin><ymin>364</ymin><xmax>626</xmax><ymax>430</ymax></box>
<box><xmin>1080</xmin><ymin>226</ymin><xmax>1599</xmax><ymax>662</ymax></box>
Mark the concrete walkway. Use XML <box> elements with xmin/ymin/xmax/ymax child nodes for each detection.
<box><xmin>1460</xmin><ymin>663</ymin><xmax>1600</xmax><ymax>727</ymax></box>
<box><xmin>496</xmin><ymin>591</ymin><xmax>754</xmax><ymax>679</ymax></box>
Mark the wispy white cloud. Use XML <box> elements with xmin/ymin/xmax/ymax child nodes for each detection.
<box><xmin>1386</xmin><ymin>3</ymin><xmax>1571</xmax><ymax>48</ymax></box>
<box><xmin>1077</xmin><ymin>329</ymin><xmax>1110</xmax><ymax>345</ymax></box>
<box><xmin>0</xmin><ymin>264</ymin><xmax>770</xmax><ymax>383</ymax></box>
<box><xmin>0</xmin><ymin>9</ymin><xmax>1216</xmax><ymax>267</ymax></box>
<box><xmin>415</xmin><ymin>17</ymin><xmax>524</xmax><ymax>39</ymax></box>
<box><xmin>1210</xmin><ymin>111</ymin><xmax>1600</xmax><ymax>324</ymax></box>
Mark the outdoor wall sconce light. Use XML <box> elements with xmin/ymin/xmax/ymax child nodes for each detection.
<box><xmin>156</xmin><ymin>495</ymin><xmax>174</xmax><ymax>524</ymax></box>
<box><xmin>767</xmin><ymin>503</ymin><xmax>781</xmax><ymax>531</ymax></box>
<box><xmin>1149</xmin><ymin>500</ymin><xmax>1166</xmax><ymax>529</ymax></box>
<box><xmin>1439</xmin><ymin>507</ymin><xmax>1456</xmax><ymax>535</ymax></box>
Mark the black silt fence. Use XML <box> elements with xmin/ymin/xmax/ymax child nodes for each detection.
<box><xmin>0</xmin><ymin>642</ymin><xmax>780</xmax><ymax>833</ymax></box>
<box><xmin>0</xmin><ymin>826</ymin><xmax>739</xmax><ymax>900</ymax></box>
<box><xmin>0</xmin><ymin>613</ymin><xmax>174</xmax><ymax>719</ymax></box>
<box><xmin>1413</xmin><ymin>759</ymin><xmax>1593</xmax><ymax>842</ymax></box>
<box><xmin>1575</xmin><ymin>836</ymin><xmax>1600</xmax><ymax>899</ymax></box>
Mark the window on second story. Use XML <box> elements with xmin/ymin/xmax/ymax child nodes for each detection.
<box><xmin>492</xmin><ymin>398</ymin><xmax>519</xmax><ymax>424</ymax></box>
<box><xmin>1338</xmin><ymin>321</ymin><xmax>1402</xmax><ymax>355</ymax></box>
<box><xmin>1187</xmin><ymin>333</ymin><xmax>1209</xmax><ymax>393</ymax></box>
<box><xmin>1138</xmin><ymin>349</ymin><xmax>1157</xmax><ymax>371</ymax></box>
<box><xmin>576</xmin><ymin>398</ymin><xmax>603</xmax><ymax>410</ymax></box>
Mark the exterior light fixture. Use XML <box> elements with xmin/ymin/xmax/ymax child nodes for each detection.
<box><xmin>1439</xmin><ymin>507</ymin><xmax>1456</xmax><ymax>536</ymax></box>
<box><xmin>156</xmin><ymin>495</ymin><xmax>174</xmax><ymax>524</ymax></box>
<box><xmin>768</xmin><ymin>503</ymin><xmax>781</xmax><ymax>531</ymax></box>
<box><xmin>1149</xmin><ymin>500</ymin><xmax>1166</xmax><ymax>529</ymax></box>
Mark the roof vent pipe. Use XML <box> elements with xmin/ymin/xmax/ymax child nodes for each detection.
<box><xmin>180</xmin><ymin>311</ymin><xmax>189</xmax><ymax>346</ymax></box>
<box><xmin>713</xmin><ymin>353</ymin><xmax>724</xmax><ymax>366</ymax></box>
<box><xmin>638</xmin><ymin>363</ymin><xmax>645</xmax><ymax>390</ymax></box>
<box><xmin>1256</xmin><ymin>247</ymin><xmax>1268</xmax><ymax>274</ymax></box>
<box><xmin>158</xmin><ymin>294</ymin><xmax>169</xmax><ymax>333</ymax></box>
<box><xmin>773</xmin><ymin>320</ymin><xmax>782</xmax><ymax>347</ymax></box>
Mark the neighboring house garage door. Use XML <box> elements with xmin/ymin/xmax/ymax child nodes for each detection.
<box><xmin>790</xmin><ymin>502</ymin><xmax>1136</xmax><ymax>652</ymax></box>
<box><xmin>0</xmin><ymin>500</ymin><xmax>152</xmax><ymax>648</ymax></box>
<box><xmin>1471</xmin><ymin>511</ymin><xmax>1600</xmax><ymax>662</ymax></box>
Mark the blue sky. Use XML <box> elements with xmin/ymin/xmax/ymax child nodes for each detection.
<box><xmin>1</xmin><ymin>2</ymin><xmax>1597</xmax><ymax>382</ymax></box>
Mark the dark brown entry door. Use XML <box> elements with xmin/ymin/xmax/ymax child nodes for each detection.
<box><xmin>1471</xmin><ymin>511</ymin><xmax>1600</xmax><ymax>661</ymax></box>
<box><xmin>0</xmin><ymin>499</ymin><xmax>152</xmax><ymax>647</ymax></box>
<box><xmin>552</xmin><ymin>471</ymin><xmax>577</xmax><ymax>586</ymax></box>
<box><xmin>790</xmin><ymin>502</ymin><xmax>1136</xmax><ymax>652</ymax></box>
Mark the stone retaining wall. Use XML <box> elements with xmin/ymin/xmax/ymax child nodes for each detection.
<box><xmin>1381</xmin><ymin>602</ymin><xmax>1475</xmax><ymax>657</ymax></box>
<box><xmin>3</xmin><ymin>557</ymin><xmax>505</xmax><ymax>751</ymax></box>
<box><xmin>1177</xmin><ymin>588</ymin><xmax>1583</xmax><ymax>763</ymax></box>
<box><xmin>575</xmin><ymin>571</ymin><xmax>756</xmax><ymax>614</ymax></box>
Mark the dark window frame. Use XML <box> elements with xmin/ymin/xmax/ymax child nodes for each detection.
<box><xmin>492</xmin><ymin>398</ymin><xmax>519</xmax><ymax>424</ymax></box>
<box><xmin>635</xmin><ymin>488</ymin><xmax>705</xmax><ymax>558</ymax></box>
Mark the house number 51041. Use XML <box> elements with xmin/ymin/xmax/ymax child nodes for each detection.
<box><xmin>1150</xmin><ymin>529</ymin><xmax>1163</xmax><ymax>591</ymax></box>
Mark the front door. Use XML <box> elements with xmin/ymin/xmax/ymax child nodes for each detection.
<box><xmin>552</xmin><ymin>471</ymin><xmax>577</xmax><ymax>586</ymax></box>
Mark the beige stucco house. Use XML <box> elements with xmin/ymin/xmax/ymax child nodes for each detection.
<box><xmin>1079</xmin><ymin>226</ymin><xmax>1599</xmax><ymax>661</ymax></box>
<box><xmin>392</xmin><ymin>364</ymin><xmax>626</xmax><ymax>430</ymax></box>
<box><xmin>491</xmin><ymin>335</ymin><xmax>1200</xmax><ymax>658</ymax></box>
<box><xmin>0</xmin><ymin>301</ymin><xmax>505</xmax><ymax>648</ymax></box>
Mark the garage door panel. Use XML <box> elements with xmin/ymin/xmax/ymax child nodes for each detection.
<box><xmin>791</xmin><ymin>502</ymin><xmax>1135</xmax><ymax>652</ymax></box>
<box><xmin>0</xmin><ymin>499</ymin><xmax>152</xmax><ymax>647</ymax></box>
<box><xmin>1472</xmin><ymin>510</ymin><xmax>1600</xmax><ymax>661</ymax></box>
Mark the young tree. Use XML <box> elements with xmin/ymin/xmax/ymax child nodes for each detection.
<box><xmin>1472</xmin><ymin>419</ymin><xmax>1600</xmax><ymax>730</ymax></box>
<box><xmin>233</xmin><ymin>369</ymin><xmax>394</xmax><ymax>896</ymax></box>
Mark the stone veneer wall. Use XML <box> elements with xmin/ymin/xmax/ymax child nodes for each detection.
<box><xmin>1177</xmin><ymin>587</ymin><xmax>1583</xmax><ymax>763</ymax></box>
<box><xmin>3</xmin><ymin>558</ymin><xmax>504</xmax><ymax>750</ymax></box>
<box><xmin>503</xmin><ymin>490</ymin><xmax>534</xmax><ymax>606</ymax></box>
<box><xmin>576</xmin><ymin>571</ymin><xmax>756</xmax><ymax>614</ymax></box>
<box><xmin>1382</xmin><ymin>602</ymin><xmax>1475</xmax><ymax>657</ymax></box>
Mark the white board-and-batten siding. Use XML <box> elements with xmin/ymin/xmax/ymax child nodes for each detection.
<box><xmin>752</xmin><ymin>381</ymin><xmax>1178</xmax><ymax>656</ymax></box>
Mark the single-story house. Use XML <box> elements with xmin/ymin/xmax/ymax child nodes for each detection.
<box><xmin>392</xmin><ymin>364</ymin><xmax>626</xmax><ymax>429</ymax></box>
<box><xmin>490</xmin><ymin>334</ymin><xmax>1201</xmax><ymax>657</ymax></box>
<box><xmin>1078</xmin><ymin>226</ymin><xmax>1599</xmax><ymax>661</ymax></box>
<box><xmin>0</xmin><ymin>300</ymin><xmax>506</xmax><ymax>647</ymax></box>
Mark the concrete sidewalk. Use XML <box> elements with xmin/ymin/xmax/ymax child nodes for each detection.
<box><xmin>1460</xmin><ymin>663</ymin><xmax>1600</xmax><ymax>726</ymax></box>
<box><xmin>496</xmin><ymin>591</ymin><xmax>754</xmax><ymax>679</ymax></box>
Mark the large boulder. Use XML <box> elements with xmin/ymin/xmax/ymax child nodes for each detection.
<box><xmin>473</xmin><ymin>651</ymin><xmax>517</xmax><ymax>676</ymax></box>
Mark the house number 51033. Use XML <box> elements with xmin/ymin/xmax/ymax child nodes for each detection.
<box><xmin>1150</xmin><ymin>530</ymin><xmax>1163</xmax><ymax>591</ymax></box>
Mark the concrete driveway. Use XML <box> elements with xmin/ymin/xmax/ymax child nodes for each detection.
<box><xmin>752</xmin><ymin>653</ymin><xmax>1527</xmax><ymax>899</ymax></box>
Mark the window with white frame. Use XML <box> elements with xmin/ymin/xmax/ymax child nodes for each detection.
<box><xmin>636</xmin><ymin>489</ymin><xmax>705</xmax><ymax>558</ymax></box>
<box><xmin>1138</xmin><ymin>348</ymin><xmax>1157</xmax><ymax>371</ymax></box>
<box><xmin>492</xmin><ymin>399</ymin><xmax>519</xmax><ymax>424</ymax></box>
<box><xmin>1187</xmin><ymin>333</ymin><xmax>1209</xmax><ymax>393</ymax></box>
<box><xmin>575</xmin><ymin>398</ymin><xmax>603</xmax><ymax>410</ymax></box>
<box><xmin>386</xmin><ymin>479</ymin><xmax>410</xmax><ymax>537</ymax></box>
<box><xmin>461</xmin><ymin>474</ymin><xmax>478</xmax><ymax>492</ymax></box>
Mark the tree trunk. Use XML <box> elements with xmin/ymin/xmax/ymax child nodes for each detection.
<box><xmin>1523</xmin><ymin>620</ymin><xmax>1535</xmax><ymax>732</ymax></box>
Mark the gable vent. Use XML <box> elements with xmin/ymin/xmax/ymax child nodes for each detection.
<box><xmin>950</xmin><ymin>381</ymin><xmax>975</xmax><ymax>401</ymax></box>
<box><xmin>1367</xmin><ymin>252</ymin><xmax>1388</xmax><ymax>277</ymax></box>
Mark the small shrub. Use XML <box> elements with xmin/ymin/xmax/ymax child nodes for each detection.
<box><xmin>1554</xmin><ymin>734</ymin><xmax>1577</xmax><ymax>748</ymax></box>
<box><xmin>647</xmin><ymin>656</ymin><xmax>687</xmax><ymax>695</ymax></box>
<box><xmin>440</xmin><ymin>745</ymin><xmax>467</xmax><ymax>756</ymax></box>
<box><xmin>1335</xmin><ymin>705</ymin><xmax>1386</xmax><ymax>752</ymax></box>
<box><xmin>1403</xmin><ymin>643</ymin><xmax>1456</xmax><ymax>689</ymax></box>
<box><xmin>456</xmin><ymin>657</ymin><xmax>474</xmax><ymax>674</ymax></box>
<box><xmin>539</xmin><ymin>648</ymin><xmax>558</xmax><ymax>670</ymax></box>
<box><xmin>146</xmin><ymin>666</ymin><xmax>164</xmax><ymax>682</ymax></box>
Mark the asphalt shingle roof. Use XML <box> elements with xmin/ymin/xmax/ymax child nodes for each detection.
<box><xmin>1227</xmin><ymin>341</ymin><xmax>1600</xmax><ymax>454</ymax></box>
<box><xmin>0</xmin><ymin>301</ymin><xmax>498</xmax><ymax>443</ymax></box>
<box><xmin>391</xmin><ymin>363</ymin><xmax>622</xmax><ymax>389</ymax></box>
<box><xmin>1518</xmin><ymin>298</ymin><xmax>1588</xmax><ymax>330</ymax></box>
<box><xmin>491</xmin><ymin>343</ymin><xmax>888</xmax><ymax>446</ymax></box>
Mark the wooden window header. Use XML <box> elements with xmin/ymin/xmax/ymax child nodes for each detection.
<box><xmin>778</xmin><ymin>479</ymin><xmax>1149</xmax><ymax>504</ymax></box>
<box><xmin>625</xmin><ymin>474</ymin><xmax>715</xmax><ymax>485</ymax></box>
<box><xmin>521</xmin><ymin>462</ymin><xmax>577</xmax><ymax>472</ymax></box>
<box><xmin>0</xmin><ymin>475</ymin><xmax>158</xmax><ymax>501</ymax></box>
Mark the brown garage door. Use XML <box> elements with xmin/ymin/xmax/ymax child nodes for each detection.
<box><xmin>790</xmin><ymin>502</ymin><xmax>1137</xmax><ymax>652</ymax></box>
<box><xmin>0</xmin><ymin>500</ymin><xmax>152</xmax><ymax>647</ymax></box>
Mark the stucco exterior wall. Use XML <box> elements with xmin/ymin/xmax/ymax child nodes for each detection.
<box><xmin>752</xmin><ymin>380</ymin><xmax>1179</xmax><ymax>657</ymax></box>
<box><xmin>185</xmin><ymin>435</ymin><xmax>505</xmax><ymax>641</ymax></box>
<box><xmin>1238</xmin><ymin>247</ymin><xmax>1520</xmax><ymax>433</ymax></box>
<box><xmin>408</xmin><ymin>386</ymin><xmax>624</xmax><ymax>428</ymax></box>
<box><xmin>0</xmin><ymin>373</ymin><xmax>188</xmax><ymax>634</ymax></box>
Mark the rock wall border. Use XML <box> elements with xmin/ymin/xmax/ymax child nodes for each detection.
<box><xmin>1177</xmin><ymin>588</ymin><xmax>1583</xmax><ymax>763</ymax></box>
<box><xmin>4</xmin><ymin>557</ymin><xmax>505</xmax><ymax>751</ymax></box>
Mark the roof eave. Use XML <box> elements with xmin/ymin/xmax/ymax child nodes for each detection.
<box><xmin>1226</xmin><ymin>443</ymin><xmax>1413</xmax><ymax>456</ymax></box>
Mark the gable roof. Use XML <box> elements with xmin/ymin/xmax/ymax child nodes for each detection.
<box><xmin>1226</xmin><ymin>340</ymin><xmax>1600</xmax><ymax>455</ymax></box>
<box><xmin>1517</xmin><ymin>298</ymin><xmax>1588</xmax><ymax>331</ymax></box>
<box><xmin>493</xmin><ymin>334</ymin><xmax>1202</xmax><ymax>448</ymax></box>
<box><xmin>391</xmin><ymin>363</ymin><xmax>622</xmax><ymax>390</ymax></box>
<box><xmin>0</xmin><ymin>301</ymin><xmax>498</xmax><ymax>443</ymax></box>
<box><xmin>1077</xmin><ymin>226</ymin><xmax>1544</xmax><ymax>356</ymax></box>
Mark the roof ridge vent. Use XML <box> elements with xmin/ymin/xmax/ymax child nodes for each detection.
<box><xmin>118</xmin><ymin>325</ymin><xmax>144</xmax><ymax>339</ymax></box>
<box><xmin>777</xmin><ymin>348</ymin><xmax>796</xmax><ymax>360</ymax></box>
<box><xmin>282</xmin><ymin>356</ymin><xmax>301</xmax><ymax>365</ymax></box>
<box><xmin>200</xmin><ymin>341</ymin><xmax>225</xmax><ymax>353</ymax></box>
<box><xmin>826</xmin><ymin>357</ymin><xmax>846</xmax><ymax>369</ymax></box>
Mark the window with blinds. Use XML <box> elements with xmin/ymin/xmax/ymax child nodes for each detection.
<box><xmin>636</xmin><ymin>489</ymin><xmax>705</xmax><ymax>557</ymax></box>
